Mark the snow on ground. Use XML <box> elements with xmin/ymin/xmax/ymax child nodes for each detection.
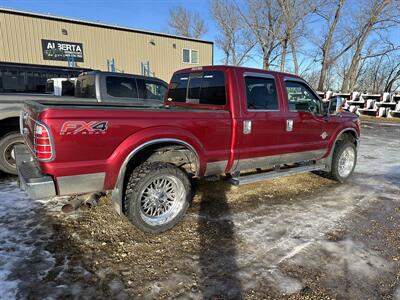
<box><xmin>0</xmin><ymin>177</ymin><xmax>55</xmax><ymax>300</ymax></box>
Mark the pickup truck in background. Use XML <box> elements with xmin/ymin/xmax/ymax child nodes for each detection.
<box><xmin>0</xmin><ymin>71</ymin><xmax>167</xmax><ymax>174</ymax></box>
<box><xmin>16</xmin><ymin>66</ymin><xmax>360</xmax><ymax>233</ymax></box>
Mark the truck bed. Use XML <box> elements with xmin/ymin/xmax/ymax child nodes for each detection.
<box><xmin>21</xmin><ymin>99</ymin><xmax>232</xmax><ymax>189</ymax></box>
<box><xmin>25</xmin><ymin>100</ymin><xmax>221</xmax><ymax>112</ymax></box>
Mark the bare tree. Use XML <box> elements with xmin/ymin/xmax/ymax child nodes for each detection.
<box><xmin>277</xmin><ymin>0</ymin><xmax>315</xmax><ymax>74</ymax></box>
<box><xmin>168</xmin><ymin>6</ymin><xmax>207</xmax><ymax>39</ymax></box>
<box><xmin>355</xmin><ymin>52</ymin><xmax>400</xmax><ymax>92</ymax></box>
<box><xmin>314</xmin><ymin>0</ymin><xmax>350</xmax><ymax>91</ymax></box>
<box><xmin>341</xmin><ymin>0</ymin><xmax>398</xmax><ymax>91</ymax></box>
<box><xmin>211</xmin><ymin>0</ymin><xmax>255</xmax><ymax>65</ymax></box>
<box><xmin>237</xmin><ymin>0</ymin><xmax>283</xmax><ymax>69</ymax></box>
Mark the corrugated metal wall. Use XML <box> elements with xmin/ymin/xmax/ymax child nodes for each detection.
<box><xmin>0</xmin><ymin>10</ymin><xmax>213</xmax><ymax>81</ymax></box>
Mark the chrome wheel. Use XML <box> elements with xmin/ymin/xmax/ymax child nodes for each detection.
<box><xmin>338</xmin><ymin>146</ymin><xmax>355</xmax><ymax>178</ymax></box>
<box><xmin>3</xmin><ymin>141</ymin><xmax>23</xmax><ymax>169</ymax></box>
<box><xmin>139</xmin><ymin>175</ymin><xmax>186</xmax><ymax>226</ymax></box>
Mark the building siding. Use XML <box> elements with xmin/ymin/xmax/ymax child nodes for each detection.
<box><xmin>0</xmin><ymin>10</ymin><xmax>213</xmax><ymax>81</ymax></box>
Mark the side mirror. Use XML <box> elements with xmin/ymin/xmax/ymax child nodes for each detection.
<box><xmin>326</xmin><ymin>96</ymin><xmax>343</xmax><ymax>116</ymax></box>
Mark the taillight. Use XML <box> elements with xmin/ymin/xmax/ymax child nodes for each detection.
<box><xmin>34</xmin><ymin>122</ymin><xmax>54</xmax><ymax>161</ymax></box>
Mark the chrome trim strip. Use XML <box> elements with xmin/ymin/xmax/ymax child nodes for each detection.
<box><xmin>34</xmin><ymin>119</ymin><xmax>56</xmax><ymax>161</ymax></box>
<box><xmin>234</xmin><ymin>154</ymin><xmax>281</xmax><ymax>172</ymax></box>
<box><xmin>204</xmin><ymin>160</ymin><xmax>228</xmax><ymax>176</ymax></box>
<box><xmin>279</xmin><ymin>149</ymin><xmax>326</xmax><ymax>165</ymax></box>
<box><xmin>23</xmin><ymin>116</ymin><xmax>56</xmax><ymax>162</ymax></box>
<box><xmin>230</xmin><ymin>149</ymin><xmax>327</xmax><ymax>173</ymax></box>
<box><xmin>111</xmin><ymin>138</ymin><xmax>200</xmax><ymax>215</ymax></box>
<box><xmin>227</xmin><ymin>159</ymin><xmax>239</xmax><ymax>173</ymax></box>
<box><xmin>19</xmin><ymin>110</ymin><xmax>25</xmax><ymax>135</ymax></box>
<box><xmin>57</xmin><ymin>172</ymin><xmax>105</xmax><ymax>195</ymax></box>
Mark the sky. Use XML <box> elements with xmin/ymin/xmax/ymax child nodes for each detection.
<box><xmin>0</xmin><ymin>0</ymin><xmax>399</xmax><ymax>73</ymax></box>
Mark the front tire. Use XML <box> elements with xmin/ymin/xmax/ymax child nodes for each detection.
<box><xmin>330</xmin><ymin>141</ymin><xmax>357</xmax><ymax>182</ymax></box>
<box><xmin>124</xmin><ymin>162</ymin><xmax>191</xmax><ymax>233</ymax></box>
<box><xmin>0</xmin><ymin>132</ymin><xmax>24</xmax><ymax>175</ymax></box>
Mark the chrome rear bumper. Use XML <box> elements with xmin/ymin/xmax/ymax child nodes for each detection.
<box><xmin>15</xmin><ymin>144</ymin><xmax>56</xmax><ymax>199</ymax></box>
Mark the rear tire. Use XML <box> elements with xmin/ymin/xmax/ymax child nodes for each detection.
<box><xmin>329</xmin><ymin>141</ymin><xmax>357</xmax><ymax>182</ymax></box>
<box><xmin>124</xmin><ymin>162</ymin><xmax>191</xmax><ymax>233</ymax></box>
<box><xmin>0</xmin><ymin>132</ymin><xmax>24</xmax><ymax>175</ymax></box>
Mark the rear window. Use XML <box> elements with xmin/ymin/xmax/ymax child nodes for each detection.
<box><xmin>106</xmin><ymin>76</ymin><xmax>138</xmax><ymax>98</ymax></box>
<box><xmin>75</xmin><ymin>75</ymin><xmax>96</xmax><ymax>98</ymax></box>
<box><xmin>167</xmin><ymin>71</ymin><xmax>226</xmax><ymax>106</ymax></box>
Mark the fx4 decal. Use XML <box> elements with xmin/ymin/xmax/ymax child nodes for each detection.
<box><xmin>60</xmin><ymin>121</ymin><xmax>108</xmax><ymax>135</ymax></box>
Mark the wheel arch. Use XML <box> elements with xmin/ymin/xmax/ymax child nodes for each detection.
<box><xmin>335</xmin><ymin>128</ymin><xmax>358</xmax><ymax>148</ymax></box>
<box><xmin>324</xmin><ymin>127</ymin><xmax>359</xmax><ymax>172</ymax></box>
<box><xmin>111</xmin><ymin>138</ymin><xmax>201</xmax><ymax>216</ymax></box>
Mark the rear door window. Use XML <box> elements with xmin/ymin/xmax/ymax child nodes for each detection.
<box><xmin>167</xmin><ymin>71</ymin><xmax>226</xmax><ymax>106</ymax></box>
<box><xmin>106</xmin><ymin>76</ymin><xmax>138</xmax><ymax>99</ymax></box>
<box><xmin>245</xmin><ymin>76</ymin><xmax>278</xmax><ymax>110</ymax></box>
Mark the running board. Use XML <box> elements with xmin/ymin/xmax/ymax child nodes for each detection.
<box><xmin>230</xmin><ymin>164</ymin><xmax>324</xmax><ymax>186</ymax></box>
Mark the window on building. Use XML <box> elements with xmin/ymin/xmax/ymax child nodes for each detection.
<box><xmin>191</xmin><ymin>50</ymin><xmax>199</xmax><ymax>64</ymax></box>
<box><xmin>182</xmin><ymin>49</ymin><xmax>199</xmax><ymax>64</ymax></box>
<box><xmin>285</xmin><ymin>80</ymin><xmax>321</xmax><ymax>114</ymax></box>
<box><xmin>183</xmin><ymin>49</ymin><xmax>190</xmax><ymax>63</ymax></box>
<box><xmin>167</xmin><ymin>71</ymin><xmax>226</xmax><ymax>106</ymax></box>
<box><xmin>245</xmin><ymin>76</ymin><xmax>278</xmax><ymax>110</ymax></box>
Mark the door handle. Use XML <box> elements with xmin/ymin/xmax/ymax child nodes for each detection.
<box><xmin>286</xmin><ymin>119</ymin><xmax>293</xmax><ymax>132</ymax></box>
<box><xmin>243</xmin><ymin>120</ymin><xmax>252</xmax><ymax>134</ymax></box>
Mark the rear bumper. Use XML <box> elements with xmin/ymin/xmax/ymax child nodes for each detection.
<box><xmin>15</xmin><ymin>144</ymin><xmax>56</xmax><ymax>199</ymax></box>
<box><xmin>15</xmin><ymin>144</ymin><xmax>106</xmax><ymax>199</ymax></box>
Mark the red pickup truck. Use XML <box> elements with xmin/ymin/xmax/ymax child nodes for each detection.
<box><xmin>16</xmin><ymin>66</ymin><xmax>360</xmax><ymax>232</ymax></box>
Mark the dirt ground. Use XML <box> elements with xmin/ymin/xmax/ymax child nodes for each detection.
<box><xmin>1</xmin><ymin>121</ymin><xmax>399</xmax><ymax>300</ymax></box>
<box><xmin>360</xmin><ymin>114</ymin><xmax>400</xmax><ymax>124</ymax></box>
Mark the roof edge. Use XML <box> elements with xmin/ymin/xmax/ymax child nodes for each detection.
<box><xmin>0</xmin><ymin>7</ymin><xmax>214</xmax><ymax>45</ymax></box>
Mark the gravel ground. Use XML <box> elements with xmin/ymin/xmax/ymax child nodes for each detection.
<box><xmin>0</xmin><ymin>121</ymin><xmax>399</xmax><ymax>299</ymax></box>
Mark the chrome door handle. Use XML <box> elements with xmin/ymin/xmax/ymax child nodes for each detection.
<box><xmin>243</xmin><ymin>120</ymin><xmax>252</xmax><ymax>134</ymax></box>
<box><xmin>286</xmin><ymin>119</ymin><xmax>293</xmax><ymax>132</ymax></box>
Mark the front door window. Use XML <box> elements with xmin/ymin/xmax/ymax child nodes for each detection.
<box><xmin>285</xmin><ymin>80</ymin><xmax>321</xmax><ymax>115</ymax></box>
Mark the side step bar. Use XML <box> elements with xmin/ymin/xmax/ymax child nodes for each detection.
<box><xmin>230</xmin><ymin>163</ymin><xmax>324</xmax><ymax>186</ymax></box>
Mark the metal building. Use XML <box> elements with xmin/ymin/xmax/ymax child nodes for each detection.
<box><xmin>0</xmin><ymin>8</ymin><xmax>213</xmax><ymax>86</ymax></box>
